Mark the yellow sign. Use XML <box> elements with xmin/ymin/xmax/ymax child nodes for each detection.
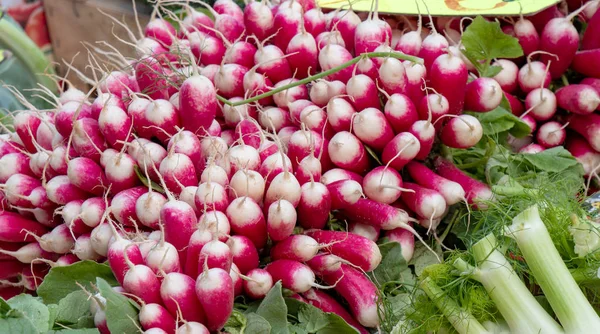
<box><xmin>318</xmin><ymin>0</ymin><xmax>561</xmax><ymax>16</ymax></box>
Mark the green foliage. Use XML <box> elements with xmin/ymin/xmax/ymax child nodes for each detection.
<box><xmin>97</xmin><ymin>278</ymin><xmax>140</xmax><ymax>334</ymax></box>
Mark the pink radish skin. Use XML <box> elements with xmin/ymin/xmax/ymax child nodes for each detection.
<box><xmin>340</xmin><ymin>198</ymin><xmax>411</xmax><ymax>230</ymax></box>
<box><xmin>80</xmin><ymin>197</ymin><xmax>105</xmax><ymax>228</ymax></box>
<box><xmin>123</xmin><ymin>261</ymin><xmax>162</xmax><ymax>304</ymax></box>
<box><xmin>195</xmin><ymin>268</ymin><xmax>234</xmax><ymax>331</ymax></box>
<box><xmin>107</xmin><ymin>229</ymin><xmax>144</xmax><ymax>285</ymax></box>
<box><xmin>316</xmin><ymin>31</ymin><xmax>346</xmax><ymax>49</ymax></box>
<box><xmin>518</xmin><ymin>61</ymin><xmax>551</xmax><ymax>94</ymax></box>
<box><xmin>306</xmin><ymin>230</ymin><xmax>382</xmax><ymax>272</ymax></box>
<box><xmin>295</xmin><ymin>155</ymin><xmax>322</xmax><ymax>185</ymax></box>
<box><xmin>573</xmin><ymin>49</ymin><xmax>600</xmax><ymax>78</ymax></box>
<box><xmin>38</xmin><ymin>224</ymin><xmax>74</xmax><ymax>254</ymax></box>
<box><xmin>352</xmin><ymin>108</ymin><xmax>395</xmax><ymax>152</ymax></box>
<box><xmin>385</xmin><ymin>225</ymin><xmax>415</xmax><ymax>262</ymax></box>
<box><xmin>434</xmin><ymin>157</ymin><xmax>494</xmax><ymax>209</ymax></box>
<box><xmin>111</xmin><ymin>186</ymin><xmax>146</xmax><ymax>226</ymax></box>
<box><xmin>319</xmin><ymin>44</ymin><xmax>354</xmax><ymax>83</ymax></box>
<box><xmin>419</xmin><ymin>33</ymin><xmax>449</xmax><ymax>72</ymax></box>
<box><xmin>227</xmin><ymin>144</ymin><xmax>261</xmax><ymax>173</ymax></box>
<box><xmin>326</xmin><ymin>179</ymin><xmax>364</xmax><ymax>210</ymax></box>
<box><xmin>258</xmin><ymin>141</ymin><xmax>279</xmax><ymax>162</ymax></box>
<box><xmin>401</xmin><ymin>182</ymin><xmax>447</xmax><ymax>220</ymax></box>
<box><xmin>101</xmin><ymin>150</ymin><xmax>140</xmax><ymax>194</ymax></box>
<box><xmin>506</xmin><ymin>92</ymin><xmax>525</xmax><ymax>116</ymax></box>
<box><xmin>194</xmin><ymin>181</ymin><xmax>229</xmax><ymax>215</ymax></box>
<box><xmin>409</xmin><ymin>121</ymin><xmax>436</xmax><ymax>161</ymax></box>
<box><xmin>520</xmin><ymin>143</ymin><xmax>546</xmax><ymax>154</ymax></box>
<box><xmin>243</xmin><ymin>268</ymin><xmax>273</xmax><ymax>299</ymax></box>
<box><xmin>224</xmin><ymin>41</ymin><xmax>257</xmax><ymax>69</ymax></box>
<box><xmin>98</xmin><ymin>72</ymin><xmax>134</xmax><ymax>99</ymax></box>
<box><xmin>12</xmin><ymin>111</ymin><xmax>41</xmax><ymax>153</ymax></box>
<box><xmin>244</xmin><ymin>1</ymin><xmax>274</xmax><ymax>40</ymax></box>
<box><xmin>297</xmin><ymin>181</ymin><xmax>331</xmax><ymax>230</ymax></box>
<box><xmin>328</xmin><ymin>131</ymin><xmax>369</xmax><ymax>173</ymax></box>
<box><xmin>226</xmin><ymin>235</ymin><xmax>259</xmax><ymax>275</ymax></box>
<box><xmin>329</xmin><ymin>10</ymin><xmax>361</xmax><ymax>51</ymax></box>
<box><xmin>71</xmin><ymin>118</ymin><xmax>108</xmax><ymax>163</ymax></box>
<box><xmin>254</xmin><ymin>44</ymin><xmax>292</xmax><ymax>84</ymax></box>
<box><xmin>179</xmin><ymin>75</ymin><xmax>217</xmax><ymax>135</ymax></box>
<box><xmin>259</xmin><ymin>153</ymin><xmax>293</xmax><ymax>185</ymax></box>
<box><xmin>3</xmin><ymin>173</ymin><xmax>40</xmax><ymax>207</ymax></box>
<box><xmin>464</xmin><ymin>77</ymin><xmax>503</xmax><ymax>112</ymax></box>
<box><xmin>54</xmin><ymin>101</ymin><xmax>93</xmax><ymax>138</ymax></box>
<box><xmin>536</xmin><ymin>121</ymin><xmax>567</xmax><ymax>148</ymax></box>
<box><xmin>0</xmin><ymin>242</ymin><xmax>51</xmax><ymax>263</ymax></box>
<box><xmin>136</xmin><ymin>192</ymin><xmax>167</xmax><ymax>229</ymax></box>
<box><xmin>556</xmin><ymin>84</ymin><xmax>600</xmax><ymax>115</ymax></box>
<box><xmin>259</xmin><ymin>107</ymin><xmax>291</xmax><ymax>133</ymax></box>
<box><xmin>214</xmin><ymin>64</ymin><xmax>248</xmax><ymax>99</ymax></box>
<box><xmin>228</xmin><ymin>169</ymin><xmax>265</xmax><ymax>203</ymax></box>
<box><xmin>199</xmin><ymin>239</ymin><xmax>232</xmax><ymax>272</ymax></box>
<box><xmin>271</xmin><ymin>235</ymin><xmax>319</xmax><ymax>262</ymax></box>
<box><xmin>98</xmin><ymin>105</ymin><xmax>132</xmax><ymax>150</ymax></box>
<box><xmin>128</xmin><ymin>97</ymin><xmax>153</xmax><ymax>139</ymax></box>
<box><xmin>381</xmin><ymin>132</ymin><xmax>421</xmax><ymax>170</ymax></box>
<box><xmin>406</xmin><ymin>162</ymin><xmax>465</xmax><ymax>206</ymax></box>
<box><xmin>312</xmin><ymin>262</ymin><xmax>380</xmax><ymax>328</ymax></box>
<box><xmin>520</xmin><ymin>115</ymin><xmax>537</xmax><ymax>133</ymax></box>
<box><xmin>429</xmin><ymin>53</ymin><xmax>468</xmax><ymax>115</ymax></box>
<box><xmin>362</xmin><ymin>166</ymin><xmax>404</xmax><ymax>204</ymax></box>
<box><xmin>264</xmin><ymin>171</ymin><xmax>302</xmax><ymax>208</ymax></box>
<box><xmin>348</xmin><ymin>222</ymin><xmax>380</xmax><ymax>242</ymax></box>
<box><xmin>90</xmin><ymin>223</ymin><xmax>113</xmax><ymax>257</ymax></box>
<box><xmin>568</xmin><ymin>113</ymin><xmax>600</xmax><ymax>152</ymax></box>
<box><xmin>45</xmin><ymin>175</ymin><xmax>89</xmax><ymax>205</ymax></box>
<box><xmin>197</xmin><ymin>210</ymin><xmax>230</xmax><ymax>242</ymax></box>
<box><xmin>539</xmin><ymin>14</ymin><xmax>580</xmax><ymax>79</ymax></box>
<box><xmin>354</xmin><ymin>11</ymin><xmax>392</xmax><ymax>54</ymax></box>
<box><xmin>184</xmin><ymin>229</ymin><xmax>212</xmax><ymax>278</ymax></box>
<box><xmin>286</xmin><ymin>23</ymin><xmax>318</xmax><ymax>79</ymax></box>
<box><xmin>265</xmin><ymin>259</ymin><xmax>319</xmax><ymax>293</ymax></box>
<box><xmin>440</xmin><ymin>115</ymin><xmax>484</xmax><ymax>149</ymax></box>
<box><xmin>302</xmin><ymin>288</ymin><xmax>369</xmax><ymax>334</ymax></box>
<box><xmin>347</xmin><ymin>74</ymin><xmax>380</xmax><ymax>110</ymax></box>
<box><xmin>243</xmin><ymin>68</ymin><xmax>275</xmax><ymax>106</ymax></box>
<box><xmin>176</xmin><ymin>322</ymin><xmax>209</xmax><ymax>334</ymax></box>
<box><xmin>235</xmin><ymin>120</ymin><xmax>262</xmax><ymax>149</ymax></box>
<box><xmin>384</xmin><ymin>93</ymin><xmax>419</xmax><ymax>133</ymax></box>
<box><xmin>62</xmin><ymin>200</ymin><xmax>92</xmax><ymax>236</ymax></box>
<box><xmin>159</xmin><ymin>153</ymin><xmax>198</xmax><ymax>193</ymax></box>
<box><xmin>288</xmin><ymin>99</ymin><xmax>315</xmax><ymax>125</ymax></box>
<box><xmin>378</xmin><ymin>57</ymin><xmax>408</xmax><ymax>95</ymax></box>
<box><xmin>514</xmin><ymin>17</ymin><xmax>540</xmax><ymax>56</ymax></box>
<box><xmin>304</xmin><ymin>8</ymin><xmax>326</xmax><ymax>36</ymax></box>
<box><xmin>273</xmin><ymin>79</ymin><xmax>309</xmax><ymax>109</ymax></box>
<box><xmin>135</xmin><ymin>57</ymin><xmax>169</xmax><ymax>100</ymax></box>
<box><xmin>161</xmin><ymin>272</ymin><xmax>206</xmax><ymax>323</ymax></box>
<box><xmin>0</xmin><ymin>152</ymin><xmax>32</xmax><ymax>182</ymax></box>
<box><xmin>492</xmin><ymin>59</ymin><xmax>519</xmax><ymax>93</ymax></box>
<box><xmin>144</xmin><ymin>18</ymin><xmax>176</xmax><ymax>47</ymax></box>
<box><xmin>524</xmin><ymin>88</ymin><xmax>557</xmax><ymax>121</ymax></box>
<box><xmin>226</xmin><ymin>197</ymin><xmax>268</xmax><ymax>249</ymax></box>
<box><xmin>145</xmin><ymin>233</ymin><xmax>181</xmax><ymax>274</ymax></box>
<box><xmin>160</xmin><ymin>198</ymin><xmax>197</xmax><ymax>265</ymax></box>
<box><xmin>139</xmin><ymin>303</ymin><xmax>176</xmax><ymax>333</ymax></box>
<box><xmin>321</xmin><ymin>169</ymin><xmax>363</xmax><ymax>185</ymax></box>
<box><xmin>417</xmin><ymin>94</ymin><xmax>450</xmax><ymax>126</ymax></box>
<box><xmin>188</xmin><ymin>33</ymin><xmax>226</xmax><ymax>66</ymax></box>
<box><xmin>224</xmin><ymin>102</ymin><xmax>257</xmax><ymax>128</ymax></box>
<box><xmin>267</xmin><ymin>199</ymin><xmax>297</xmax><ymax>241</ymax></box>
<box><xmin>566</xmin><ymin>134</ymin><xmax>600</xmax><ymax>176</ymax></box>
<box><xmin>67</xmin><ymin>157</ymin><xmax>107</xmax><ymax>196</ymax></box>
<box><xmin>299</xmin><ymin>105</ymin><xmax>333</xmax><ymax>139</ymax></box>
<box><xmin>200</xmin><ymin>164</ymin><xmax>229</xmax><ymax>187</ymax></box>
<box><xmin>143</xmin><ymin>100</ymin><xmax>180</xmax><ymax>143</ymax></box>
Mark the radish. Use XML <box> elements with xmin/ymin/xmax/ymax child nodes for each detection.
<box><xmin>566</xmin><ymin>134</ymin><xmax>600</xmax><ymax>176</ymax></box>
<box><xmin>199</xmin><ymin>239</ymin><xmax>232</xmax><ymax>272</ymax></box>
<box><xmin>123</xmin><ymin>249</ymin><xmax>162</xmax><ymax>304</ymax></box>
<box><xmin>406</xmin><ymin>162</ymin><xmax>465</xmax><ymax>206</ymax></box>
<box><xmin>145</xmin><ymin>226</ymin><xmax>181</xmax><ymax>274</ymax></box>
<box><xmin>226</xmin><ymin>196</ymin><xmax>268</xmax><ymax>249</ymax></box>
<box><xmin>265</xmin><ymin>259</ymin><xmax>325</xmax><ymax>293</ymax></box>
<box><xmin>434</xmin><ymin>157</ymin><xmax>494</xmax><ymax>209</ymax></box>
<box><xmin>328</xmin><ymin>131</ymin><xmax>369</xmax><ymax>173</ymax></box>
<box><xmin>101</xmin><ymin>149</ymin><xmax>140</xmax><ymax>194</ymax></box>
<box><xmin>318</xmin><ymin>44</ymin><xmax>354</xmax><ymax>83</ymax></box>
<box><xmin>327</xmin><ymin>179</ymin><xmax>363</xmax><ymax>210</ymax></box>
<box><xmin>295</xmin><ymin>154</ymin><xmax>322</xmax><ymax>185</ymax></box>
<box><xmin>322</xmin><ymin>169</ymin><xmax>363</xmax><ymax>185</ymax></box>
<box><xmin>378</xmin><ymin>57</ymin><xmax>408</xmax><ymax>95</ymax></box>
<box><xmin>0</xmin><ymin>242</ymin><xmax>51</xmax><ymax>263</ymax></box>
<box><xmin>505</xmin><ymin>92</ymin><xmax>525</xmax><ymax>116</ymax></box>
<box><xmin>383</xmin><ymin>93</ymin><xmax>419</xmax><ymax>133</ymax></box>
<box><xmin>197</xmin><ymin>210</ymin><xmax>230</xmax><ymax>241</ymax></box>
<box><xmin>316</xmin><ymin>31</ymin><xmax>346</xmax><ymax>49</ymax></box>
<box><xmin>354</xmin><ymin>1</ymin><xmax>391</xmax><ymax>54</ymax></box>
<box><xmin>106</xmin><ymin>221</ymin><xmax>144</xmax><ymax>285</ymax></box>
<box><xmin>513</xmin><ymin>16</ymin><xmax>540</xmax><ymax>56</ymax></box>
<box><xmin>243</xmin><ymin>65</ymin><xmax>275</xmax><ymax>106</ymax></box>
<box><xmin>73</xmin><ymin>233</ymin><xmax>102</xmax><ymax>261</ymax></box>
<box><xmin>271</xmin><ymin>235</ymin><xmax>320</xmax><ymax>262</ymax></box>
<box><xmin>492</xmin><ymin>59</ymin><xmax>519</xmax><ymax>94</ymax></box>
<box><xmin>381</xmin><ymin>132</ymin><xmax>421</xmax><ymax>170</ymax></box>
<box><xmin>273</xmin><ymin>79</ymin><xmax>310</xmax><ymax>109</ymax></box>
<box><xmin>144</xmin><ymin>18</ymin><xmax>176</xmax><ymax>47</ymax></box>
<box><xmin>339</xmin><ymin>197</ymin><xmax>415</xmax><ymax>231</ymax></box>
<box><xmin>356</xmin><ymin>57</ymin><xmax>378</xmax><ymax>80</ymax></box>
<box><xmin>297</xmin><ymin>181</ymin><xmax>331</xmax><ymax>230</ymax></box>
<box><xmin>60</xmin><ymin>200</ymin><xmax>92</xmax><ymax>236</ymax></box>
<box><xmin>305</xmin><ymin>230</ymin><xmax>381</xmax><ymax>272</ymax></box>
<box><xmin>227</xmin><ymin>143</ymin><xmax>261</xmax><ymax>174</ymax></box>
<box><xmin>362</xmin><ymin>166</ymin><xmax>405</xmax><ymax>204</ymax></box>
<box><xmin>166</xmin><ymin>130</ymin><xmax>204</xmax><ymax>175</ymax></box>
<box><xmin>45</xmin><ymin>175</ymin><xmax>89</xmax><ymax>205</ymax></box>
<box><xmin>329</xmin><ymin>10</ymin><xmax>361</xmax><ymax>51</ymax></box>
<box><xmin>90</xmin><ymin>223</ymin><xmax>114</xmax><ymax>257</ymax></box>
<box><xmin>266</xmin><ymin>199</ymin><xmax>297</xmax><ymax>241</ymax></box>
<box><xmin>0</xmin><ymin>152</ymin><xmax>33</xmax><ymax>182</ymax></box>
<box><xmin>286</xmin><ymin>15</ymin><xmax>318</xmax><ymax>79</ymax></box>
<box><xmin>136</xmin><ymin>191</ymin><xmax>167</xmax><ymax>229</ymax></box>
<box><xmin>98</xmin><ymin>105</ymin><xmax>133</xmax><ymax>150</ymax></box>
<box><xmin>440</xmin><ymin>114</ymin><xmax>484</xmax><ymax>149</ymax></box>
<box><xmin>346</xmin><ymin>74</ymin><xmax>380</xmax><ymax>110</ymax></box>
<box><xmin>396</xmin><ymin>11</ymin><xmax>423</xmax><ymax>55</ymax></box>
<box><xmin>298</xmin><ymin>105</ymin><xmax>333</xmax><ymax>138</ymax></box>
<box><xmin>408</xmin><ymin>120</ymin><xmax>436</xmax><ymax>161</ymax></box>
<box><xmin>110</xmin><ymin>186</ymin><xmax>146</xmax><ymax>226</ymax></box>
<box><xmin>67</xmin><ymin>157</ymin><xmax>107</xmax><ymax>196</ymax></box>
<box><xmin>223</xmin><ymin>41</ymin><xmax>257</xmax><ymax>69</ymax></box>
<box><xmin>54</xmin><ymin>101</ymin><xmax>93</xmax><ymax>138</ymax></box>
<box><xmin>518</xmin><ymin>58</ymin><xmax>551</xmax><ymax>94</ymax></box>
<box><xmin>348</xmin><ymin>222</ymin><xmax>380</xmax><ymax>242</ymax></box>
<box><xmin>259</xmin><ymin>152</ymin><xmax>293</xmax><ymax>185</ymax></box>
<box><xmin>539</xmin><ymin>7</ymin><xmax>587</xmax><ymax>79</ymax></box>
<box><xmin>464</xmin><ymin>77</ymin><xmax>503</xmax><ymax>112</ymax></box>
<box><xmin>385</xmin><ymin>225</ymin><xmax>416</xmax><ymax>262</ymax></box>
<box><xmin>556</xmin><ymin>84</ymin><xmax>600</xmax><ymax>115</ymax></box>
<box><xmin>214</xmin><ymin>64</ymin><xmax>248</xmax><ymax>99</ymax></box>
<box><xmin>12</xmin><ymin>111</ymin><xmax>41</xmax><ymax>153</ymax></box>
<box><xmin>536</xmin><ymin>121</ymin><xmax>567</xmax><ymax>148</ymax></box>
<box><xmin>417</xmin><ymin>92</ymin><xmax>449</xmax><ymax>127</ymax></box>
<box><xmin>235</xmin><ymin>119</ymin><xmax>262</xmax><ymax>149</ymax></box>
<box><xmin>520</xmin><ymin>143</ymin><xmax>546</xmax><ymax>154</ymax></box>
<box><xmin>244</xmin><ymin>0</ymin><xmax>275</xmax><ymax>40</ymax></box>
<box><xmin>254</xmin><ymin>42</ymin><xmax>292</xmax><ymax>84</ymax></box>
<box><xmin>573</xmin><ymin>49</ymin><xmax>600</xmax><ymax>78</ymax></box>
<box><xmin>568</xmin><ymin>113</ymin><xmax>600</xmax><ymax>152</ymax></box>
<box><xmin>143</xmin><ymin>100</ymin><xmax>180</xmax><ymax>143</ymax></box>
<box><xmin>403</xmin><ymin>60</ymin><xmax>427</xmax><ymax>103</ymax></box>
<box><xmin>179</xmin><ymin>75</ymin><xmax>217</xmax><ymax>135</ymax></box>
<box><xmin>2</xmin><ymin>173</ymin><xmax>40</xmax><ymax>207</ymax></box>
<box><xmin>195</xmin><ymin>267</ymin><xmax>234</xmax><ymax>331</ymax></box>
<box><xmin>258</xmin><ymin>107</ymin><xmax>291</xmax><ymax>133</ymax></box>
<box><xmin>224</xmin><ymin>102</ymin><xmax>256</xmax><ymax>128</ymax></box>
<box><xmin>352</xmin><ymin>107</ymin><xmax>395</xmax><ymax>152</ymax></box>
<box><xmin>429</xmin><ymin>53</ymin><xmax>468</xmax><ymax>115</ymax></box>
<box><xmin>309</xmin><ymin>262</ymin><xmax>380</xmax><ymax>327</ymax></box>
<box><xmin>229</xmin><ymin>169</ymin><xmax>265</xmax><ymax>203</ymax></box>
<box><xmin>243</xmin><ymin>268</ymin><xmax>273</xmax><ymax>299</ymax></box>
<box><xmin>264</xmin><ymin>171</ymin><xmax>302</xmax><ymax>208</ymax></box>
<box><xmin>226</xmin><ymin>235</ymin><xmax>259</xmax><ymax>275</ymax></box>
<box><xmin>304</xmin><ymin>8</ymin><xmax>326</xmax><ymax>37</ymax></box>
<box><xmin>401</xmin><ymin>182</ymin><xmax>447</xmax><ymax>221</ymax></box>
<box><xmin>161</xmin><ymin>272</ymin><xmax>206</xmax><ymax>323</ymax></box>
<box><xmin>70</xmin><ymin>118</ymin><xmax>108</xmax><ymax>163</ymax></box>
<box><xmin>194</xmin><ymin>180</ymin><xmax>229</xmax><ymax>214</ymax></box>
<box><xmin>184</xmin><ymin>228</ymin><xmax>212</xmax><ymax>278</ymax></box>
<box><xmin>138</xmin><ymin>302</ymin><xmax>176</xmax><ymax>333</ymax></box>
<box><xmin>302</xmin><ymin>288</ymin><xmax>369</xmax><ymax>334</ymax></box>
<box><xmin>524</xmin><ymin>88</ymin><xmax>557</xmax><ymax>121</ymax></box>
<box><xmin>419</xmin><ymin>21</ymin><xmax>449</xmax><ymax>72</ymax></box>
<box><xmin>159</xmin><ymin>152</ymin><xmax>198</xmax><ymax>194</ymax></box>
<box><xmin>135</xmin><ymin>57</ymin><xmax>169</xmax><ymax>100</ymax></box>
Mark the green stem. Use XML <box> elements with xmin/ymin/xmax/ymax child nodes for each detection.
<box><xmin>419</xmin><ymin>277</ymin><xmax>491</xmax><ymax>334</ymax></box>
<box><xmin>505</xmin><ymin>205</ymin><xmax>600</xmax><ymax>333</ymax></box>
<box><xmin>0</xmin><ymin>13</ymin><xmax>56</xmax><ymax>92</ymax></box>
<box><xmin>218</xmin><ymin>51</ymin><xmax>423</xmax><ymax>107</ymax></box>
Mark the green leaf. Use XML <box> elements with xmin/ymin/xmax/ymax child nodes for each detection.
<box><xmin>134</xmin><ymin>165</ymin><xmax>165</xmax><ymax>193</ymax></box>
<box><xmin>37</xmin><ymin>261</ymin><xmax>118</xmax><ymax>304</ymax></box>
<box><xmin>0</xmin><ymin>297</ymin><xmax>11</xmax><ymax>315</ymax></box>
<box><xmin>0</xmin><ymin>317</ymin><xmax>38</xmax><ymax>334</ymax></box>
<box><xmin>298</xmin><ymin>305</ymin><xmax>329</xmax><ymax>332</ymax></box>
<box><xmin>410</xmin><ymin>243</ymin><xmax>442</xmax><ymax>277</ymax></box>
<box><xmin>520</xmin><ymin>147</ymin><xmax>581</xmax><ymax>173</ymax></box>
<box><xmin>461</xmin><ymin>15</ymin><xmax>523</xmax><ymax>62</ymax></box>
<box><xmin>481</xmin><ymin>65</ymin><xmax>503</xmax><ymax>78</ymax></box>
<box><xmin>47</xmin><ymin>304</ymin><xmax>58</xmax><ymax>330</ymax></box>
<box><xmin>54</xmin><ymin>291</ymin><xmax>93</xmax><ymax>326</ymax></box>
<box><xmin>245</xmin><ymin>313</ymin><xmax>272</xmax><ymax>334</ymax></box>
<box><xmin>224</xmin><ymin>309</ymin><xmax>247</xmax><ymax>334</ymax></box>
<box><xmin>284</xmin><ymin>298</ymin><xmax>360</xmax><ymax>334</ymax></box>
<box><xmin>316</xmin><ymin>313</ymin><xmax>361</xmax><ymax>334</ymax></box>
<box><xmin>46</xmin><ymin>329</ymin><xmax>100</xmax><ymax>334</ymax></box>
<box><xmin>7</xmin><ymin>294</ymin><xmax>50</xmax><ymax>333</ymax></box>
<box><xmin>256</xmin><ymin>282</ymin><xmax>289</xmax><ymax>334</ymax></box>
<box><xmin>97</xmin><ymin>278</ymin><xmax>139</xmax><ymax>334</ymax></box>
<box><xmin>466</xmin><ymin>107</ymin><xmax>531</xmax><ymax>138</ymax></box>
<box><xmin>370</xmin><ymin>242</ymin><xmax>409</xmax><ymax>287</ymax></box>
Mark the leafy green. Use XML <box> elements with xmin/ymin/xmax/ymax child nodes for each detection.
<box><xmin>461</xmin><ymin>16</ymin><xmax>524</xmax><ymax>77</ymax></box>
<box><xmin>410</xmin><ymin>243</ymin><xmax>443</xmax><ymax>277</ymax></box>
<box><xmin>0</xmin><ymin>296</ymin><xmax>41</xmax><ymax>334</ymax></box>
<box><xmin>284</xmin><ymin>298</ymin><xmax>360</xmax><ymax>334</ymax></box>
<box><xmin>256</xmin><ymin>282</ymin><xmax>289</xmax><ymax>334</ymax></box>
<box><xmin>7</xmin><ymin>294</ymin><xmax>50</xmax><ymax>333</ymax></box>
<box><xmin>97</xmin><ymin>278</ymin><xmax>139</xmax><ymax>334</ymax></box>
<box><xmin>37</xmin><ymin>261</ymin><xmax>117</xmax><ymax>304</ymax></box>
<box><xmin>245</xmin><ymin>313</ymin><xmax>272</xmax><ymax>334</ymax></box>
<box><xmin>466</xmin><ymin>107</ymin><xmax>531</xmax><ymax>138</ymax></box>
<box><xmin>54</xmin><ymin>291</ymin><xmax>93</xmax><ymax>327</ymax></box>
<box><xmin>370</xmin><ymin>242</ymin><xmax>409</xmax><ymax>288</ymax></box>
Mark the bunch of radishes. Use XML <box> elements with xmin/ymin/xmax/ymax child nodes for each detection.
<box><xmin>5</xmin><ymin>0</ymin><xmax>600</xmax><ymax>332</ymax></box>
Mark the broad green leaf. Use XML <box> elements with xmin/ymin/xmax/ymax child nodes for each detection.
<box><xmin>0</xmin><ymin>297</ymin><xmax>11</xmax><ymax>315</ymax></box>
<box><xmin>97</xmin><ymin>278</ymin><xmax>139</xmax><ymax>334</ymax></box>
<box><xmin>410</xmin><ymin>243</ymin><xmax>442</xmax><ymax>277</ymax></box>
<box><xmin>461</xmin><ymin>16</ymin><xmax>523</xmax><ymax>62</ymax></box>
<box><xmin>370</xmin><ymin>242</ymin><xmax>409</xmax><ymax>287</ymax></box>
<box><xmin>480</xmin><ymin>65</ymin><xmax>503</xmax><ymax>78</ymax></box>
<box><xmin>7</xmin><ymin>294</ymin><xmax>50</xmax><ymax>333</ymax></box>
<box><xmin>224</xmin><ymin>309</ymin><xmax>247</xmax><ymax>334</ymax></box>
<box><xmin>37</xmin><ymin>261</ymin><xmax>117</xmax><ymax>304</ymax></box>
<box><xmin>256</xmin><ymin>282</ymin><xmax>289</xmax><ymax>334</ymax></box>
<box><xmin>298</xmin><ymin>304</ymin><xmax>329</xmax><ymax>332</ymax></box>
<box><xmin>47</xmin><ymin>304</ymin><xmax>58</xmax><ymax>330</ymax></box>
<box><xmin>245</xmin><ymin>313</ymin><xmax>272</xmax><ymax>334</ymax></box>
<box><xmin>284</xmin><ymin>298</ymin><xmax>360</xmax><ymax>334</ymax></box>
<box><xmin>316</xmin><ymin>313</ymin><xmax>360</xmax><ymax>334</ymax></box>
<box><xmin>55</xmin><ymin>291</ymin><xmax>93</xmax><ymax>326</ymax></box>
<box><xmin>0</xmin><ymin>317</ymin><xmax>37</xmax><ymax>334</ymax></box>
<box><xmin>520</xmin><ymin>147</ymin><xmax>581</xmax><ymax>173</ymax></box>
<box><xmin>467</xmin><ymin>107</ymin><xmax>531</xmax><ymax>138</ymax></box>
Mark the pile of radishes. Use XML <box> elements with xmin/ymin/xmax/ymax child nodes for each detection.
<box><xmin>3</xmin><ymin>0</ymin><xmax>600</xmax><ymax>332</ymax></box>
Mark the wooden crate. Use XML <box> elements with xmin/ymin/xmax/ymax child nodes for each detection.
<box><xmin>44</xmin><ymin>0</ymin><xmax>152</xmax><ymax>90</ymax></box>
